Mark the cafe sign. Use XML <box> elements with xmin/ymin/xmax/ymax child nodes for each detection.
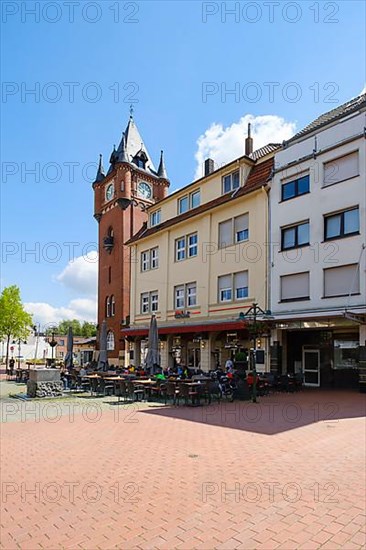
<box><xmin>175</xmin><ymin>310</ymin><xmax>191</xmax><ymax>319</ymax></box>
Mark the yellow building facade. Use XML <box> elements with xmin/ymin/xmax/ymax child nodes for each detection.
<box><xmin>124</xmin><ymin>145</ymin><xmax>277</xmax><ymax>372</ymax></box>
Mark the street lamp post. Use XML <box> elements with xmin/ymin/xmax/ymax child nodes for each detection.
<box><xmin>240</xmin><ymin>303</ymin><xmax>273</xmax><ymax>403</ymax></box>
<box><xmin>49</xmin><ymin>332</ymin><xmax>57</xmax><ymax>363</ymax></box>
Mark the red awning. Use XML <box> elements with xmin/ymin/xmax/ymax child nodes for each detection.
<box><xmin>121</xmin><ymin>321</ymin><xmax>247</xmax><ymax>338</ymax></box>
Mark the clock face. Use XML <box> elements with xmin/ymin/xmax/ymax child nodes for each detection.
<box><xmin>106</xmin><ymin>182</ymin><xmax>114</xmax><ymax>201</ymax></box>
<box><xmin>137</xmin><ymin>181</ymin><xmax>152</xmax><ymax>200</ymax></box>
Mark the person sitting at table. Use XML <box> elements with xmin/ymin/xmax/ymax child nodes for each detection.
<box><xmin>79</xmin><ymin>366</ymin><xmax>87</xmax><ymax>377</ymax></box>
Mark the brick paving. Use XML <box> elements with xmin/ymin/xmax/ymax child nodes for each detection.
<box><xmin>0</xmin><ymin>389</ymin><xmax>365</xmax><ymax>550</ymax></box>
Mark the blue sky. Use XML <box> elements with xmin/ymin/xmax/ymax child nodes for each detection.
<box><xmin>1</xmin><ymin>0</ymin><xmax>365</xmax><ymax>325</ymax></box>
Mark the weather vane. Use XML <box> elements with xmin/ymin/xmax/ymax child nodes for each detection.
<box><xmin>129</xmin><ymin>104</ymin><xmax>134</xmax><ymax>118</ymax></box>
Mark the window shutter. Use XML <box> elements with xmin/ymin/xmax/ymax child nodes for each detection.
<box><xmin>235</xmin><ymin>214</ymin><xmax>248</xmax><ymax>235</ymax></box>
<box><xmin>324</xmin><ymin>151</ymin><xmax>358</xmax><ymax>185</ymax></box>
<box><xmin>219</xmin><ymin>275</ymin><xmax>232</xmax><ymax>290</ymax></box>
<box><xmin>234</xmin><ymin>271</ymin><xmax>248</xmax><ymax>289</ymax></box>
<box><xmin>281</xmin><ymin>272</ymin><xmax>309</xmax><ymax>300</ymax></box>
<box><xmin>219</xmin><ymin>220</ymin><xmax>232</xmax><ymax>247</ymax></box>
<box><xmin>324</xmin><ymin>264</ymin><xmax>359</xmax><ymax>297</ymax></box>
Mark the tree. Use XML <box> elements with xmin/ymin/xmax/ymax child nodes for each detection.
<box><xmin>0</xmin><ymin>285</ymin><xmax>33</xmax><ymax>369</ymax></box>
<box><xmin>81</xmin><ymin>322</ymin><xmax>97</xmax><ymax>338</ymax></box>
<box><xmin>46</xmin><ymin>319</ymin><xmax>96</xmax><ymax>337</ymax></box>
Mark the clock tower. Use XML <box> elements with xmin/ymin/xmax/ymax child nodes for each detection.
<box><xmin>93</xmin><ymin>112</ymin><xmax>169</xmax><ymax>365</ymax></box>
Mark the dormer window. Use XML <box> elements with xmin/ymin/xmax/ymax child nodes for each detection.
<box><xmin>150</xmin><ymin>210</ymin><xmax>161</xmax><ymax>227</ymax></box>
<box><xmin>133</xmin><ymin>148</ymin><xmax>148</xmax><ymax>170</ymax></box>
<box><xmin>222</xmin><ymin>171</ymin><xmax>240</xmax><ymax>194</ymax></box>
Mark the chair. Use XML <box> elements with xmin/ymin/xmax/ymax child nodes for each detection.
<box><xmin>165</xmin><ymin>381</ymin><xmax>180</xmax><ymax>405</ymax></box>
<box><xmin>126</xmin><ymin>381</ymin><xmax>145</xmax><ymax>402</ymax></box>
<box><xmin>103</xmin><ymin>380</ymin><xmax>115</xmax><ymax>396</ymax></box>
<box><xmin>179</xmin><ymin>383</ymin><xmax>200</xmax><ymax>406</ymax></box>
<box><xmin>115</xmin><ymin>380</ymin><xmax>128</xmax><ymax>402</ymax></box>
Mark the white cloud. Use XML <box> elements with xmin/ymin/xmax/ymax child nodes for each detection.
<box><xmin>194</xmin><ymin>114</ymin><xmax>297</xmax><ymax>179</ymax></box>
<box><xmin>24</xmin><ymin>251</ymin><xmax>98</xmax><ymax>328</ymax></box>
<box><xmin>56</xmin><ymin>251</ymin><xmax>98</xmax><ymax>296</ymax></box>
<box><xmin>25</xmin><ymin>298</ymin><xmax>97</xmax><ymax>327</ymax></box>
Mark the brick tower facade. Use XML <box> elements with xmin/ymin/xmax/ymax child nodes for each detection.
<box><xmin>93</xmin><ymin>113</ymin><xmax>169</xmax><ymax>364</ymax></box>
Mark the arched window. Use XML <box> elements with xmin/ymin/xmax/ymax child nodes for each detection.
<box><xmin>110</xmin><ymin>295</ymin><xmax>115</xmax><ymax>316</ymax></box>
<box><xmin>107</xmin><ymin>331</ymin><xmax>115</xmax><ymax>351</ymax></box>
<box><xmin>106</xmin><ymin>296</ymin><xmax>110</xmax><ymax>317</ymax></box>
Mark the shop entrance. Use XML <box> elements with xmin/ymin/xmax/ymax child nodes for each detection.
<box><xmin>302</xmin><ymin>348</ymin><xmax>320</xmax><ymax>387</ymax></box>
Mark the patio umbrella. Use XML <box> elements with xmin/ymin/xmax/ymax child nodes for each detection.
<box><xmin>145</xmin><ymin>315</ymin><xmax>160</xmax><ymax>375</ymax></box>
<box><xmin>64</xmin><ymin>326</ymin><xmax>74</xmax><ymax>370</ymax></box>
<box><xmin>97</xmin><ymin>320</ymin><xmax>109</xmax><ymax>372</ymax></box>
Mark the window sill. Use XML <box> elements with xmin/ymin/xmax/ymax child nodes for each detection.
<box><xmin>323</xmin><ymin>232</ymin><xmax>360</xmax><ymax>243</ymax></box>
<box><xmin>322</xmin><ymin>293</ymin><xmax>361</xmax><ymax>299</ymax></box>
<box><xmin>279</xmin><ymin>297</ymin><xmax>310</xmax><ymax>303</ymax></box>
<box><xmin>279</xmin><ymin>191</ymin><xmax>310</xmax><ymax>203</ymax></box>
<box><xmin>322</xmin><ymin>174</ymin><xmax>359</xmax><ymax>189</ymax></box>
<box><xmin>280</xmin><ymin>243</ymin><xmax>310</xmax><ymax>252</ymax></box>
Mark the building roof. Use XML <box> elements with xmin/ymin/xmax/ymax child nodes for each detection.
<box><xmin>126</xmin><ymin>157</ymin><xmax>274</xmax><ymax>245</ymax></box>
<box><xmin>249</xmin><ymin>143</ymin><xmax>281</xmax><ymax>160</ymax></box>
<box><xmin>288</xmin><ymin>93</ymin><xmax>366</xmax><ymax>143</ymax></box>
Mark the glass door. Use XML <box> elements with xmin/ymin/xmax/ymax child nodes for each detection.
<box><xmin>302</xmin><ymin>348</ymin><xmax>320</xmax><ymax>387</ymax></box>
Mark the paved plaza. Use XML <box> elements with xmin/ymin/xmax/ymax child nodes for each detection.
<box><xmin>0</xmin><ymin>383</ymin><xmax>365</xmax><ymax>550</ymax></box>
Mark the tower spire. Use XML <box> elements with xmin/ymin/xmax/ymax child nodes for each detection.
<box><xmin>157</xmin><ymin>150</ymin><xmax>168</xmax><ymax>180</ymax></box>
<box><xmin>94</xmin><ymin>154</ymin><xmax>105</xmax><ymax>183</ymax></box>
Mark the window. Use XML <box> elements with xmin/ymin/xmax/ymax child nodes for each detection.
<box><xmin>281</xmin><ymin>174</ymin><xmax>309</xmax><ymax>201</ymax></box>
<box><xmin>281</xmin><ymin>221</ymin><xmax>310</xmax><ymax>250</ymax></box>
<box><xmin>176</xmin><ymin>237</ymin><xmax>186</xmax><ymax>261</ymax></box>
<box><xmin>141</xmin><ymin>251</ymin><xmax>149</xmax><ymax>272</ymax></box>
<box><xmin>141</xmin><ymin>293</ymin><xmax>149</xmax><ymax>314</ymax></box>
<box><xmin>106</xmin><ymin>296</ymin><xmax>110</xmax><ymax>317</ymax></box>
<box><xmin>174</xmin><ymin>283</ymin><xmax>197</xmax><ymax>309</ymax></box>
<box><xmin>188</xmin><ymin>233</ymin><xmax>198</xmax><ymax>257</ymax></box>
<box><xmin>235</xmin><ymin>214</ymin><xmax>249</xmax><ymax>243</ymax></box>
<box><xmin>324</xmin><ymin>264</ymin><xmax>359</xmax><ymax>298</ymax></box>
<box><xmin>222</xmin><ymin>170</ymin><xmax>240</xmax><ymax>194</ymax></box>
<box><xmin>219</xmin><ymin>220</ymin><xmax>232</xmax><ymax>247</ymax></box>
<box><xmin>191</xmin><ymin>190</ymin><xmax>200</xmax><ymax>209</ymax></box>
<box><xmin>187</xmin><ymin>283</ymin><xmax>197</xmax><ymax>306</ymax></box>
<box><xmin>324</xmin><ymin>207</ymin><xmax>359</xmax><ymax>240</ymax></box>
<box><xmin>140</xmin><ymin>291</ymin><xmax>159</xmax><ymax>314</ymax></box>
<box><xmin>150</xmin><ymin>210</ymin><xmax>161</xmax><ymax>227</ymax></box>
<box><xmin>151</xmin><ymin>247</ymin><xmax>159</xmax><ymax>269</ymax></box>
<box><xmin>151</xmin><ymin>292</ymin><xmax>159</xmax><ymax>312</ymax></box>
<box><xmin>110</xmin><ymin>296</ymin><xmax>115</xmax><ymax>317</ymax></box>
<box><xmin>218</xmin><ymin>271</ymin><xmax>248</xmax><ymax>302</ymax></box>
<box><xmin>219</xmin><ymin>214</ymin><xmax>249</xmax><ymax>247</ymax></box>
<box><xmin>323</xmin><ymin>151</ymin><xmax>358</xmax><ymax>186</ymax></box>
<box><xmin>175</xmin><ymin>233</ymin><xmax>198</xmax><ymax>261</ymax></box>
<box><xmin>107</xmin><ymin>331</ymin><xmax>115</xmax><ymax>351</ymax></box>
<box><xmin>178</xmin><ymin>190</ymin><xmax>201</xmax><ymax>214</ymax></box>
<box><xmin>280</xmin><ymin>272</ymin><xmax>310</xmax><ymax>302</ymax></box>
<box><xmin>178</xmin><ymin>196</ymin><xmax>189</xmax><ymax>214</ymax></box>
<box><xmin>234</xmin><ymin>271</ymin><xmax>248</xmax><ymax>299</ymax></box>
<box><xmin>141</xmin><ymin>247</ymin><xmax>159</xmax><ymax>271</ymax></box>
<box><xmin>219</xmin><ymin>275</ymin><xmax>232</xmax><ymax>302</ymax></box>
<box><xmin>175</xmin><ymin>285</ymin><xmax>185</xmax><ymax>309</ymax></box>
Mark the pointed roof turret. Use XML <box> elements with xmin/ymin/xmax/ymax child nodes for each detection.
<box><xmin>94</xmin><ymin>154</ymin><xmax>105</xmax><ymax>183</ymax></box>
<box><xmin>157</xmin><ymin>150</ymin><xmax>168</xmax><ymax>180</ymax></box>
<box><xmin>115</xmin><ymin>132</ymin><xmax>129</xmax><ymax>163</ymax></box>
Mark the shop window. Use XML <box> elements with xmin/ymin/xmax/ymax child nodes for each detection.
<box><xmin>334</xmin><ymin>338</ymin><xmax>359</xmax><ymax>368</ymax></box>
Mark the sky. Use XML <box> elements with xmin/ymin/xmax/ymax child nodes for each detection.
<box><xmin>1</xmin><ymin>0</ymin><xmax>365</xmax><ymax>328</ymax></box>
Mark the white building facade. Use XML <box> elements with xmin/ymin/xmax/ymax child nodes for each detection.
<box><xmin>270</xmin><ymin>94</ymin><xmax>366</xmax><ymax>388</ymax></box>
